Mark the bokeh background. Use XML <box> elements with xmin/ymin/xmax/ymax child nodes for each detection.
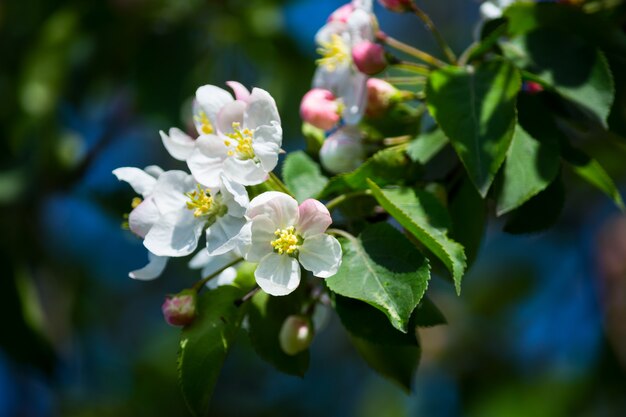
<box><xmin>2</xmin><ymin>0</ymin><xmax>626</xmax><ymax>416</ymax></box>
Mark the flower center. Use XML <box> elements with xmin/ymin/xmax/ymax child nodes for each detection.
<box><xmin>185</xmin><ymin>185</ymin><xmax>216</xmax><ymax>218</ymax></box>
<box><xmin>131</xmin><ymin>197</ymin><xmax>142</xmax><ymax>209</ymax></box>
<box><xmin>194</xmin><ymin>110</ymin><xmax>214</xmax><ymax>135</ymax></box>
<box><xmin>316</xmin><ymin>33</ymin><xmax>350</xmax><ymax>72</ymax></box>
<box><xmin>271</xmin><ymin>226</ymin><xmax>302</xmax><ymax>256</ymax></box>
<box><xmin>224</xmin><ymin>122</ymin><xmax>255</xmax><ymax>160</ymax></box>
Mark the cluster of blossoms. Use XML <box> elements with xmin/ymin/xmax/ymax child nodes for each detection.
<box><xmin>114</xmin><ymin>82</ymin><xmax>342</xmax><ymax>304</ymax></box>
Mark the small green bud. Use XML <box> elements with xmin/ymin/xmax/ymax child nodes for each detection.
<box><xmin>279</xmin><ymin>315</ymin><xmax>314</xmax><ymax>355</ymax></box>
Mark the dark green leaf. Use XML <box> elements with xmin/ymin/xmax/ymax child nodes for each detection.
<box><xmin>496</xmin><ymin>124</ymin><xmax>560</xmax><ymax>215</ymax></box>
<box><xmin>503</xmin><ymin>174</ymin><xmax>565</xmax><ymax>234</ymax></box>
<box><xmin>247</xmin><ymin>291</ymin><xmax>309</xmax><ymax>377</ymax></box>
<box><xmin>412</xmin><ymin>297</ymin><xmax>447</xmax><ymax>328</ymax></box>
<box><xmin>326</xmin><ymin>222</ymin><xmax>431</xmax><ymax>333</ymax></box>
<box><xmin>333</xmin><ymin>295</ymin><xmax>420</xmax><ymax>391</ymax></box>
<box><xmin>282</xmin><ymin>151</ymin><xmax>328</xmax><ymax>202</ymax></box>
<box><xmin>178</xmin><ymin>286</ymin><xmax>246</xmax><ymax>417</ymax></box>
<box><xmin>406</xmin><ymin>128</ymin><xmax>449</xmax><ymax>165</ymax></box>
<box><xmin>367</xmin><ymin>180</ymin><xmax>466</xmax><ymax>295</ymax></box>
<box><xmin>448</xmin><ymin>177</ymin><xmax>486</xmax><ymax>267</ymax></box>
<box><xmin>427</xmin><ymin>59</ymin><xmax>521</xmax><ymax>196</ymax></box>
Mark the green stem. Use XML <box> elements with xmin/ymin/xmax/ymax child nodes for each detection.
<box><xmin>410</xmin><ymin>4</ymin><xmax>457</xmax><ymax>64</ymax></box>
<box><xmin>384</xmin><ymin>76</ymin><xmax>427</xmax><ymax>86</ymax></box>
<box><xmin>268</xmin><ymin>172</ymin><xmax>294</xmax><ymax>197</ymax></box>
<box><xmin>380</xmin><ymin>34</ymin><xmax>446</xmax><ymax>68</ymax></box>
<box><xmin>393</xmin><ymin>61</ymin><xmax>431</xmax><ymax>76</ymax></box>
<box><xmin>235</xmin><ymin>285</ymin><xmax>260</xmax><ymax>307</ymax></box>
<box><xmin>325</xmin><ymin>228</ymin><xmax>356</xmax><ymax>241</ymax></box>
<box><xmin>325</xmin><ymin>190</ymin><xmax>373</xmax><ymax>212</ymax></box>
<box><xmin>193</xmin><ymin>257</ymin><xmax>243</xmax><ymax>291</ymax></box>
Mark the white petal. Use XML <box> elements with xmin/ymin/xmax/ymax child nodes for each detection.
<box><xmin>244</xmin><ymin>88</ymin><xmax>281</xmax><ymax>129</ymax></box>
<box><xmin>219</xmin><ymin>175</ymin><xmax>249</xmax><ymax>213</ymax></box>
<box><xmin>206</xmin><ymin>267</ymin><xmax>238</xmax><ymax>290</ymax></box>
<box><xmin>245</xmin><ymin>215</ymin><xmax>276</xmax><ymax>262</ymax></box>
<box><xmin>188</xmin><ymin>248</ymin><xmax>211</xmax><ymax>269</ymax></box>
<box><xmin>299</xmin><ymin>234</ymin><xmax>342</xmax><ymax>278</ymax></box>
<box><xmin>348</xmin><ymin>8</ymin><xmax>373</xmax><ymax>44</ymax></box>
<box><xmin>151</xmin><ymin>170</ymin><xmax>194</xmax><ymax>214</ymax></box>
<box><xmin>217</xmin><ymin>101</ymin><xmax>246</xmax><ymax>134</ymax></box>
<box><xmin>226</xmin><ymin>81</ymin><xmax>251</xmax><ymax>102</ymax></box>
<box><xmin>297</xmin><ymin>199</ymin><xmax>332</xmax><ymax>237</ymax></box>
<box><xmin>129</xmin><ymin>252</ymin><xmax>168</xmax><ymax>281</ymax></box>
<box><xmin>206</xmin><ymin>215</ymin><xmax>246</xmax><ymax>256</ymax></box>
<box><xmin>190</xmin><ymin>248</ymin><xmax>239</xmax><ymax>273</ymax></box>
<box><xmin>246</xmin><ymin>192</ymin><xmax>299</xmax><ymax>228</ymax></box>
<box><xmin>160</xmin><ymin>128</ymin><xmax>196</xmax><ymax>161</ymax></box>
<box><xmin>255</xmin><ymin>253</ymin><xmax>301</xmax><ymax>296</ymax></box>
<box><xmin>187</xmin><ymin>149</ymin><xmax>224</xmax><ymax>189</ymax></box>
<box><xmin>112</xmin><ymin>167</ymin><xmax>157</xmax><ymax>197</ymax></box>
<box><xmin>195</xmin><ymin>84</ymin><xmax>234</xmax><ymax>124</ymax></box>
<box><xmin>143</xmin><ymin>210</ymin><xmax>205</xmax><ymax>257</ymax></box>
<box><xmin>223</xmin><ymin>157</ymin><xmax>268</xmax><ymax>186</ymax></box>
<box><xmin>128</xmin><ymin>197</ymin><xmax>160</xmax><ymax>238</ymax></box>
<box><xmin>254</xmin><ymin>122</ymin><xmax>282</xmax><ymax>146</ymax></box>
<box><xmin>315</xmin><ymin>21</ymin><xmax>347</xmax><ymax>46</ymax></box>
<box><xmin>339</xmin><ymin>71</ymin><xmax>368</xmax><ymax>125</ymax></box>
<box><xmin>253</xmin><ymin>142</ymin><xmax>280</xmax><ymax>172</ymax></box>
<box><xmin>144</xmin><ymin>165</ymin><xmax>164</xmax><ymax>178</ymax></box>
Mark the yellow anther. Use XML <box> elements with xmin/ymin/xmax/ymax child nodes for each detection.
<box><xmin>225</xmin><ymin>122</ymin><xmax>255</xmax><ymax>160</ymax></box>
<box><xmin>316</xmin><ymin>33</ymin><xmax>350</xmax><ymax>72</ymax></box>
<box><xmin>185</xmin><ymin>184</ymin><xmax>214</xmax><ymax>218</ymax></box>
<box><xmin>194</xmin><ymin>111</ymin><xmax>214</xmax><ymax>135</ymax></box>
<box><xmin>271</xmin><ymin>226</ymin><xmax>300</xmax><ymax>256</ymax></box>
<box><xmin>131</xmin><ymin>197</ymin><xmax>142</xmax><ymax>209</ymax></box>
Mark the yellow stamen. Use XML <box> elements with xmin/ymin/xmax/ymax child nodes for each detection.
<box><xmin>225</xmin><ymin>122</ymin><xmax>255</xmax><ymax>160</ymax></box>
<box><xmin>131</xmin><ymin>197</ymin><xmax>142</xmax><ymax>209</ymax></box>
<box><xmin>271</xmin><ymin>226</ymin><xmax>300</xmax><ymax>256</ymax></box>
<box><xmin>316</xmin><ymin>33</ymin><xmax>350</xmax><ymax>72</ymax></box>
<box><xmin>194</xmin><ymin>110</ymin><xmax>214</xmax><ymax>135</ymax></box>
<box><xmin>185</xmin><ymin>184</ymin><xmax>214</xmax><ymax>218</ymax></box>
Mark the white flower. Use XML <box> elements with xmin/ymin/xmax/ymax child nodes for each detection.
<box><xmin>479</xmin><ymin>0</ymin><xmax>515</xmax><ymax>20</ymax></box>
<box><xmin>143</xmin><ymin>173</ymin><xmax>249</xmax><ymax>257</ymax></box>
<box><xmin>313</xmin><ymin>0</ymin><xmax>374</xmax><ymax>125</ymax></box>
<box><xmin>187</xmin><ymin>87</ymin><xmax>282</xmax><ymax>188</ymax></box>
<box><xmin>113</xmin><ymin>165</ymin><xmax>169</xmax><ymax>280</ymax></box>
<box><xmin>242</xmin><ymin>192</ymin><xmax>342</xmax><ymax>296</ymax></box>
<box><xmin>188</xmin><ymin>248</ymin><xmax>240</xmax><ymax>289</ymax></box>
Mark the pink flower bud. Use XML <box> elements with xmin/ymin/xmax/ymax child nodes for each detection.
<box><xmin>522</xmin><ymin>81</ymin><xmax>544</xmax><ymax>95</ymax></box>
<box><xmin>279</xmin><ymin>315</ymin><xmax>314</xmax><ymax>356</ymax></box>
<box><xmin>365</xmin><ymin>78</ymin><xmax>398</xmax><ymax>118</ymax></box>
<box><xmin>162</xmin><ymin>290</ymin><xmax>197</xmax><ymax>327</ymax></box>
<box><xmin>328</xmin><ymin>4</ymin><xmax>355</xmax><ymax>23</ymax></box>
<box><xmin>377</xmin><ymin>0</ymin><xmax>415</xmax><ymax>13</ymax></box>
<box><xmin>300</xmin><ymin>89</ymin><xmax>341</xmax><ymax>131</ymax></box>
<box><xmin>352</xmin><ymin>41</ymin><xmax>388</xmax><ymax>75</ymax></box>
<box><xmin>320</xmin><ymin>126</ymin><xmax>366</xmax><ymax>174</ymax></box>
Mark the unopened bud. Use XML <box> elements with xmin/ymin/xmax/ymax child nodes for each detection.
<box><xmin>522</xmin><ymin>81</ymin><xmax>544</xmax><ymax>95</ymax></box>
<box><xmin>320</xmin><ymin>126</ymin><xmax>366</xmax><ymax>174</ymax></box>
<box><xmin>377</xmin><ymin>0</ymin><xmax>415</xmax><ymax>13</ymax></box>
<box><xmin>279</xmin><ymin>315</ymin><xmax>314</xmax><ymax>356</ymax></box>
<box><xmin>162</xmin><ymin>290</ymin><xmax>197</xmax><ymax>327</ymax></box>
<box><xmin>365</xmin><ymin>78</ymin><xmax>398</xmax><ymax>118</ymax></box>
<box><xmin>300</xmin><ymin>89</ymin><xmax>342</xmax><ymax>131</ymax></box>
<box><xmin>328</xmin><ymin>4</ymin><xmax>355</xmax><ymax>23</ymax></box>
<box><xmin>352</xmin><ymin>41</ymin><xmax>388</xmax><ymax>75</ymax></box>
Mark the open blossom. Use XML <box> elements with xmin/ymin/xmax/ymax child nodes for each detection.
<box><xmin>313</xmin><ymin>0</ymin><xmax>374</xmax><ymax>125</ymax></box>
<box><xmin>143</xmin><ymin>173</ymin><xmax>249</xmax><ymax>257</ymax></box>
<box><xmin>243</xmin><ymin>192</ymin><xmax>342</xmax><ymax>296</ymax></box>
<box><xmin>113</xmin><ymin>165</ymin><xmax>170</xmax><ymax>280</ymax></box>
<box><xmin>187</xmin><ymin>88</ymin><xmax>282</xmax><ymax>187</ymax></box>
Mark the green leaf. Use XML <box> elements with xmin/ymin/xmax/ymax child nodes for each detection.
<box><xmin>448</xmin><ymin>177</ymin><xmax>486</xmax><ymax>267</ymax></box>
<box><xmin>561</xmin><ymin>144</ymin><xmax>625</xmax><ymax>211</ymax></box>
<box><xmin>247</xmin><ymin>291</ymin><xmax>309</xmax><ymax>377</ymax></box>
<box><xmin>320</xmin><ymin>145</ymin><xmax>414</xmax><ymax>198</ymax></box>
<box><xmin>427</xmin><ymin>59</ymin><xmax>521</xmax><ymax>196</ymax></box>
<box><xmin>178</xmin><ymin>286</ymin><xmax>246</xmax><ymax>417</ymax></box>
<box><xmin>326</xmin><ymin>222</ymin><xmax>431</xmax><ymax>333</ymax></box>
<box><xmin>496</xmin><ymin>124</ymin><xmax>560</xmax><ymax>215</ymax></box>
<box><xmin>333</xmin><ymin>295</ymin><xmax>420</xmax><ymax>391</ymax></box>
<box><xmin>503</xmin><ymin>28</ymin><xmax>614</xmax><ymax>126</ymax></box>
<box><xmin>367</xmin><ymin>180</ymin><xmax>467</xmax><ymax>295</ymax></box>
<box><xmin>503</xmin><ymin>174</ymin><xmax>565</xmax><ymax>235</ymax></box>
<box><xmin>282</xmin><ymin>151</ymin><xmax>328</xmax><ymax>202</ymax></box>
<box><xmin>406</xmin><ymin>128</ymin><xmax>449</xmax><ymax>165</ymax></box>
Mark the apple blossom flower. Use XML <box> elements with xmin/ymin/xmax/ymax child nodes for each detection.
<box><xmin>242</xmin><ymin>192</ymin><xmax>342</xmax><ymax>296</ymax></box>
<box><xmin>143</xmin><ymin>173</ymin><xmax>249</xmax><ymax>257</ymax></box>
<box><xmin>313</xmin><ymin>0</ymin><xmax>374</xmax><ymax>125</ymax></box>
<box><xmin>188</xmin><ymin>248</ymin><xmax>241</xmax><ymax>289</ymax></box>
<box><xmin>187</xmin><ymin>88</ymin><xmax>282</xmax><ymax>188</ymax></box>
<box><xmin>320</xmin><ymin>126</ymin><xmax>366</xmax><ymax>174</ymax></box>
<box><xmin>300</xmin><ymin>88</ymin><xmax>342</xmax><ymax>131</ymax></box>
<box><xmin>352</xmin><ymin>41</ymin><xmax>388</xmax><ymax>75</ymax></box>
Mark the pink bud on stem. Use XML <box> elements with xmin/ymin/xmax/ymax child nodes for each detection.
<box><xmin>162</xmin><ymin>290</ymin><xmax>197</xmax><ymax>327</ymax></box>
